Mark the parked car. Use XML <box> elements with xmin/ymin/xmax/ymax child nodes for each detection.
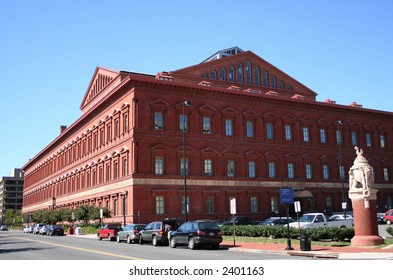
<box><xmin>377</xmin><ymin>213</ymin><xmax>385</xmax><ymax>224</ymax></box>
<box><xmin>258</xmin><ymin>217</ymin><xmax>296</xmax><ymax>226</ymax></box>
<box><xmin>0</xmin><ymin>224</ymin><xmax>8</xmax><ymax>231</ymax></box>
<box><xmin>383</xmin><ymin>209</ymin><xmax>393</xmax><ymax>225</ymax></box>
<box><xmin>97</xmin><ymin>223</ymin><xmax>122</xmax><ymax>241</ymax></box>
<box><xmin>139</xmin><ymin>218</ymin><xmax>181</xmax><ymax>246</ymax></box>
<box><xmin>23</xmin><ymin>225</ymin><xmax>31</xmax><ymax>233</ymax></box>
<box><xmin>116</xmin><ymin>223</ymin><xmax>146</xmax><ymax>243</ymax></box>
<box><xmin>170</xmin><ymin>220</ymin><xmax>222</xmax><ymax>250</ymax></box>
<box><xmin>33</xmin><ymin>223</ymin><xmax>46</xmax><ymax>234</ymax></box>
<box><xmin>39</xmin><ymin>225</ymin><xmax>52</xmax><ymax>235</ymax></box>
<box><xmin>218</xmin><ymin>216</ymin><xmax>251</xmax><ymax>226</ymax></box>
<box><xmin>48</xmin><ymin>225</ymin><xmax>65</xmax><ymax>236</ymax></box>
<box><xmin>328</xmin><ymin>214</ymin><xmax>353</xmax><ymax>220</ymax></box>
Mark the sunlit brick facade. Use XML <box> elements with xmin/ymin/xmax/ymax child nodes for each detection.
<box><xmin>22</xmin><ymin>47</ymin><xmax>393</xmax><ymax>223</ymax></box>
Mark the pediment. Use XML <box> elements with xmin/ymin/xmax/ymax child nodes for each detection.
<box><xmin>80</xmin><ymin>67</ymin><xmax>121</xmax><ymax>114</ymax></box>
<box><xmin>171</xmin><ymin>49</ymin><xmax>317</xmax><ymax>100</ymax></box>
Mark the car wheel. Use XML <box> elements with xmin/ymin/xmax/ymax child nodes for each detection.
<box><xmin>98</xmin><ymin>234</ymin><xmax>102</xmax><ymax>241</ymax></box>
<box><xmin>152</xmin><ymin>236</ymin><xmax>158</xmax><ymax>246</ymax></box>
<box><xmin>387</xmin><ymin>220</ymin><xmax>392</xmax><ymax>225</ymax></box>
<box><xmin>127</xmin><ymin>235</ymin><xmax>132</xmax><ymax>244</ymax></box>
<box><xmin>107</xmin><ymin>234</ymin><xmax>112</xmax><ymax>241</ymax></box>
<box><xmin>188</xmin><ymin>238</ymin><xmax>196</xmax><ymax>250</ymax></box>
<box><xmin>170</xmin><ymin>237</ymin><xmax>177</xmax><ymax>248</ymax></box>
<box><xmin>116</xmin><ymin>234</ymin><xmax>121</xmax><ymax>243</ymax></box>
<box><xmin>212</xmin><ymin>243</ymin><xmax>220</xmax><ymax>250</ymax></box>
<box><xmin>139</xmin><ymin>235</ymin><xmax>144</xmax><ymax>245</ymax></box>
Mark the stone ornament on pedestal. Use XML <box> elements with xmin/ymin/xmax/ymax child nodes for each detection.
<box><xmin>348</xmin><ymin>146</ymin><xmax>384</xmax><ymax>246</ymax></box>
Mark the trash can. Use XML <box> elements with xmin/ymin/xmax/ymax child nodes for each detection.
<box><xmin>300</xmin><ymin>233</ymin><xmax>311</xmax><ymax>251</ymax></box>
<box><xmin>75</xmin><ymin>227</ymin><xmax>81</xmax><ymax>235</ymax></box>
<box><xmin>68</xmin><ymin>226</ymin><xmax>74</xmax><ymax>235</ymax></box>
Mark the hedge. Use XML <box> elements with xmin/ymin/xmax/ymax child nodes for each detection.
<box><xmin>220</xmin><ymin>225</ymin><xmax>355</xmax><ymax>241</ymax></box>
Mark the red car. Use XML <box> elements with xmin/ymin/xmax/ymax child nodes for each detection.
<box><xmin>383</xmin><ymin>209</ymin><xmax>393</xmax><ymax>225</ymax></box>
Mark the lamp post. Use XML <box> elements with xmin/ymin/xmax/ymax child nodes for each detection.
<box><xmin>336</xmin><ymin>120</ymin><xmax>347</xmax><ymax>219</ymax></box>
<box><xmin>183</xmin><ymin>100</ymin><xmax>191</xmax><ymax>222</ymax></box>
<box><xmin>122</xmin><ymin>189</ymin><xmax>127</xmax><ymax>227</ymax></box>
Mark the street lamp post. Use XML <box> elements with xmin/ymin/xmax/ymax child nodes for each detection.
<box><xmin>336</xmin><ymin>120</ymin><xmax>347</xmax><ymax>219</ymax></box>
<box><xmin>183</xmin><ymin>101</ymin><xmax>191</xmax><ymax>222</ymax></box>
<box><xmin>122</xmin><ymin>189</ymin><xmax>127</xmax><ymax>227</ymax></box>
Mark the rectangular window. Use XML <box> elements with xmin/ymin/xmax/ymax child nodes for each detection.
<box><xmin>114</xmin><ymin>119</ymin><xmax>120</xmax><ymax>137</ymax></box>
<box><xmin>268</xmin><ymin>162</ymin><xmax>275</xmax><ymax>178</ymax></box>
<box><xmin>285</xmin><ymin>125</ymin><xmax>292</xmax><ymax>141</ymax></box>
<box><xmin>380</xmin><ymin>134</ymin><xmax>386</xmax><ymax>148</ymax></box>
<box><xmin>204</xmin><ymin>159</ymin><xmax>212</xmax><ymax>176</ymax></box>
<box><xmin>248</xmin><ymin>161</ymin><xmax>256</xmax><ymax>178</ymax></box>
<box><xmin>351</xmin><ymin>131</ymin><xmax>358</xmax><ymax>146</ymax></box>
<box><xmin>227</xmin><ymin>160</ymin><xmax>235</xmax><ymax>177</ymax></box>
<box><xmin>123</xmin><ymin>113</ymin><xmax>129</xmax><ymax>132</ymax></box>
<box><xmin>155</xmin><ymin>157</ymin><xmax>164</xmax><ymax>175</ymax></box>
<box><xmin>179</xmin><ymin>114</ymin><xmax>187</xmax><ymax>131</ymax></box>
<box><xmin>182</xmin><ymin>196</ymin><xmax>190</xmax><ymax>214</ymax></box>
<box><xmin>384</xmin><ymin>168</ymin><xmax>389</xmax><ymax>181</ymax></box>
<box><xmin>225</xmin><ymin>119</ymin><xmax>233</xmax><ymax>136</ymax></box>
<box><xmin>203</xmin><ymin>117</ymin><xmax>211</xmax><ymax>134</ymax></box>
<box><xmin>287</xmin><ymin>163</ymin><xmax>294</xmax><ymax>178</ymax></box>
<box><xmin>323</xmin><ymin>164</ymin><xmax>329</xmax><ymax>180</ymax></box>
<box><xmin>366</xmin><ymin>133</ymin><xmax>372</xmax><ymax>147</ymax></box>
<box><xmin>266</xmin><ymin>123</ymin><xmax>273</xmax><ymax>139</ymax></box>
<box><xmin>100</xmin><ymin>128</ymin><xmax>105</xmax><ymax>145</ymax></box>
<box><xmin>154</xmin><ymin>112</ymin><xmax>163</xmax><ymax>130</ymax></box>
<box><xmin>336</xmin><ymin>130</ymin><xmax>343</xmax><ymax>145</ymax></box>
<box><xmin>303</xmin><ymin>127</ymin><xmax>310</xmax><ymax>142</ymax></box>
<box><xmin>339</xmin><ymin>165</ymin><xmax>345</xmax><ymax>180</ymax></box>
<box><xmin>122</xmin><ymin>157</ymin><xmax>128</xmax><ymax>176</ymax></box>
<box><xmin>205</xmin><ymin>196</ymin><xmax>214</xmax><ymax>213</ymax></box>
<box><xmin>106</xmin><ymin>124</ymin><xmax>112</xmax><ymax>142</ymax></box>
<box><xmin>326</xmin><ymin>196</ymin><xmax>332</xmax><ymax>211</ymax></box>
<box><xmin>387</xmin><ymin>197</ymin><xmax>393</xmax><ymax>209</ymax></box>
<box><xmin>320</xmin><ymin>128</ymin><xmax>327</xmax><ymax>144</ymax></box>
<box><xmin>156</xmin><ymin>196</ymin><xmax>164</xmax><ymax>214</ymax></box>
<box><xmin>114</xmin><ymin>199</ymin><xmax>118</xmax><ymax>216</ymax></box>
<box><xmin>250</xmin><ymin>196</ymin><xmax>258</xmax><ymax>213</ymax></box>
<box><xmin>113</xmin><ymin>161</ymin><xmax>119</xmax><ymax>179</ymax></box>
<box><xmin>246</xmin><ymin>121</ymin><xmax>254</xmax><ymax>137</ymax></box>
<box><xmin>306</xmin><ymin>164</ymin><xmax>312</xmax><ymax>179</ymax></box>
<box><xmin>271</xmin><ymin>196</ymin><xmax>278</xmax><ymax>213</ymax></box>
<box><xmin>99</xmin><ymin>167</ymin><xmax>103</xmax><ymax>183</ymax></box>
<box><xmin>106</xmin><ymin>164</ymin><xmax>111</xmax><ymax>181</ymax></box>
<box><xmin>181</xmin><ymin>158</ymin><xmax>188</xmax><ymax>176</ymax></box>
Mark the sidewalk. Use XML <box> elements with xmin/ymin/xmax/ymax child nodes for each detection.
<box><xmin>69</xmin><ymin>233</ymin><xmax>393</xmax><ymax>259</ymax></box>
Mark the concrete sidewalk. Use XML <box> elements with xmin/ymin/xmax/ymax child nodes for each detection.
<box><xmin>68</xmin><ymin>233</ymin><xmax>393</xmax><ymax>259</ymax></box>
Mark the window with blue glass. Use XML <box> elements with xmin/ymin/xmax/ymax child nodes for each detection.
<box><xmin>225</xmin><ymin>119</ymin><xmax>233</xmax><ymax>136</ymax></box>
<box><xmin>246</xmin><ymin>61</ymin><xmax>252</xmax><ymax>84</ymax></box>
<box><xmin>263</xmin><ymin>71</ymin><xmax>269</xmax><ymax>87</ymax></box>
<box><xmin>266</xmin><ymin>123</ymin><xmax>274</xmax><ymax>139</ymax></box>
<box><xmin>254</xmin><ymin>66</ymin><xmax>260</xmax><ymax>86</ymax></box>
<box><xmin>220</xmin><ymin>67</ymin><xmax>226</xmax><ymax>81</ymax></box>
<box><xmin>237</xmin><ymin>63</ymin><xmax>243</xmax><ymax>83</ymax></box>
<box><xmin>229</xmin><ymin>65</ymin><xmax>235</xmax><ymax>82</ymax></box>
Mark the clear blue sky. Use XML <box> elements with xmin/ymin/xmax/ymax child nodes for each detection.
<box><xmin>1</xmin><ymin>0</ymin><xmax>392</xmax><ymax>177</ymax></box>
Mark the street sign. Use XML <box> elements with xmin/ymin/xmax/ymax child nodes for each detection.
<box><xmin>280</xmin><ymin>187</ymin><xmax>294</xmax><ymax>205</ymax></box>
<box><xmin>230</xmin><ymin>198</ymin><xmax>236</xmax><ymax>214</ymax></box>
<box><xmin>294</xmin><ymin>201</ymin><xmax>301</xmax><ymax>212</ymax></box>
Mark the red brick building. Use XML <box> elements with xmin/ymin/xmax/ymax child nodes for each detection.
<box><xmin>22</xmin><ymin>47</ymin><xmax>393</xmax><ymax>224</ymax></box>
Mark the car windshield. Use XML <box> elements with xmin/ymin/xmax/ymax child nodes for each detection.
<box><xmin>299</xmin><ymin>214</ymin><xmax>316</xmax><ymax>222</ymax></box>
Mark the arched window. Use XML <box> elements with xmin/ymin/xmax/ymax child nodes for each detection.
<box><xmin>229</xmin><ymin>65</ymin><xmax>235</xmax><ymax>82</ymax></box>
<box><xmin>287</xmin><ymin>86</ymin><xmax>292</xmax><ymax>91</ymax></box>
<box><xmin>237</xmin><ymin>63</ymin><xmax>243</xmax><ymax>83</ymax></box>
<box><xmin>246</xmin><ymin>61</ymin><xmax>252</xmax><ymax>84</ymax></box>
<box><xmin>254</xmin><ymin>66</ymin><xmax>261</xmax><ymax>86</ymax></box>
<box><xmin>220</xmin><ymin>67</ymin><xmax>226</xmax><ymax>81</ymax></box>
<box><xmin>263</xmin><ymin>71</ymin><xmax>269</xmax><ymax>87</ymax></box>
<box><xmin>279</xmin><ymin>81</ymin><xmax>285</xmax><ymax>89</ymax></box>
<box><xmin>271</xmin><ymin>76</ymin><xmax>277</xmax><ymax>88</ymax></box>
<box><xmin>211</xmin><ymin>71</ymin><xmax>217</xmax><ymax>80</ymax></box>
<box><xmin>201</xmin><ymin>72</ymin><xmax>208</xmax><ymax>78</ymax></box>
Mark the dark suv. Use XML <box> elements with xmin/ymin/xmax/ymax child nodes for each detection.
<box><xmin>169</xmin><ymin>220</ymin><xmax>222</xmax><ymax>250</ymax></box>
<box><xmin>139</xmin><ymin>218</ymin><xmax>181</xmax><ymax>246</ymax></box>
